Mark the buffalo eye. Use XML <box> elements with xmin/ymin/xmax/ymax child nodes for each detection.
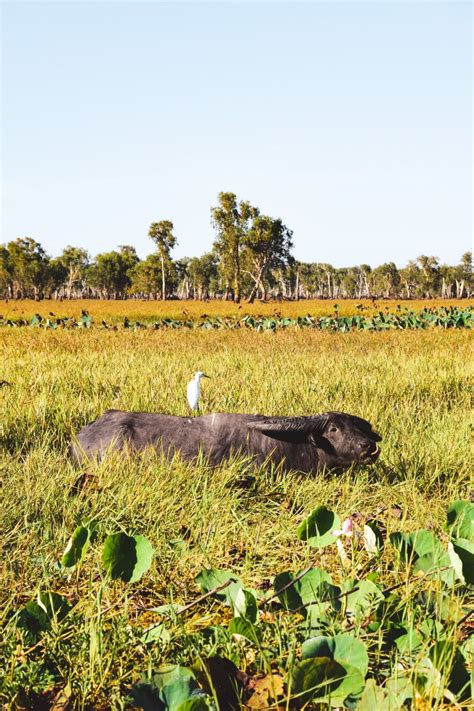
<box><xmin>328</xmin><ymin>426</ymin><xmax>338</xmax><ymax>433</ymax></box>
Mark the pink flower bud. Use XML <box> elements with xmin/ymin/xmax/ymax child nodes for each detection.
<box><xmin>342</xmin><ymin>517</ymin><xmax>354</xmax><ymax>537</ymax></box>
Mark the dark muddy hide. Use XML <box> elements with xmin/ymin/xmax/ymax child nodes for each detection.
<box><xmin>71</xmin><ymin>410</ymin><xmax>382</xmax><ymax>475</ymax></box>
<box><xmin>306</xmin><ymin>412</ymin><xmax>382</xmax><ymax>470</ymax></box>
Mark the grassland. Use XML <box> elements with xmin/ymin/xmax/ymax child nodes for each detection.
<box><xmin>0</xmin><ymin>325</ymin><xmax>472</xmax><ymax>709</ymax></box>
<box><xmin>1</xmin><ymin>297</ymin><xmax>472</xmax><ymax>323</ymax></box>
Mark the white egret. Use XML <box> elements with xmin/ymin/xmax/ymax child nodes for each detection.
<box><xmin>187</xmin><ymin>371</ymin><xmax>210</xmax><ymax>413</ymax></box>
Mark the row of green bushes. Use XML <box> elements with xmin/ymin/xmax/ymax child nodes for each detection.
<box><xmin>1</xmin><ymin>306</ymin><xmax>472</xmax><ymax>332</ymax></box>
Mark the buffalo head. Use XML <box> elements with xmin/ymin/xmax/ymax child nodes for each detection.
<box><xmin>248</xmin><ymin>411</ymin><xmax>382</xmax><ymax>471</ymax></box>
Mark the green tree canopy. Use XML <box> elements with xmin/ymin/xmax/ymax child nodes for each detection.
<box><xmin>148</xmin><ymin>221</ymin><xmax>177</xmax><ymax>300</ymax></box>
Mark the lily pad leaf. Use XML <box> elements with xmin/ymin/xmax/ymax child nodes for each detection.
<box><xmin>176</xmin><ymin>698</ymin><xmax>214</xmax><ymax>711</ymax></box>
<box><xmin>102</xmin><ymin>532</ymin><xmax>154</xmax><ymax>583</ymax></box>
<box><xmin>446</xmin><ymin>501</ymin><xmax>474</xmax><ymax>541</ymax></box>
<box><xmin>131</xmin><ymin>665</ymin><xmax>203</xmax><ymax>711</ymax></box>
<box><xmin>301</xmin><ymin>634</ymin><xmax>368</xmax><ymax>705</ymax></box>
<box><xmin>61</xmin><ymin>523</ymin><xmax>95</xmax><ymax>568</ymax></box>
<box><xmin>343</xmin><ymin>580</ymin><xmax>384</xmax><ymax>620</ymax></box>
<box><xmin>273</xmin><ymin>568</ymin><xmax>333</xmax><ymax>611</ymax></box>
<box><xmin>290</xmin><ymin>657</ymin><xmax>347</xmax><ymax>705</ymax></box>
<box><xmin>394</xmin><ymin>626</ymin><xmax>422</xmax><ymax>654</ymax></box>
<box><xmin>390</xmin><ymin>530</ymin><xmax>445</xmax><ymax>564</ymax></box>
<box><xmin>357</xmin><ymin>679</ymin><xmax>388</xmax><ymax>711</ymax></box>
<box><xmin>194</xmin><ymin>568</ymin><xmax>242</xmax><ymax>606</ymax></box>
<box><xmin>232</xmin><ymin>588</ymin><xmax>258</xmax><ymax>623</ymax></box>
<box><xmin>297</xmin><ymin>507</ymin><xmax>341</xmax><ymax>548</ymax></box>
<box><xmin>141</xmin><ymin>623</ymin><xmax>171</xmax><ymax>645</ymax></box>
<box><xmin>451</xmin><ymin>539</ymin><xmax>474</xmax><ymax>585</ymax></box>
<box><xmin>17</xmin><ymin>591</ymin><xmax>71</xmax><ymax>639</ymax></box>
<box><xmin>429</xmin><ymin>641</ymin><xmax>471</xmax><ymax>702</ymax></box>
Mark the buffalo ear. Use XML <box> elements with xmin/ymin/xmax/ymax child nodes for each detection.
<box><xmin>247</xmin><ymin>415</ymin><xmax>329</xmax><ymax>444</ymax></box>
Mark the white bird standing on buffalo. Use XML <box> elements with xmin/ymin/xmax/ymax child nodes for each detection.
<box><xmin>187</xmin><ymin>371</ymin><xmax>210</xmax><ymax>413</ymax></box>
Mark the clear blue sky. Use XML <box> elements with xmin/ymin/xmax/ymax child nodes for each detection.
<box><xmin>2</xmin><ymin>1</ymin><xmax>472</xmax><ymax>267</ymax></box>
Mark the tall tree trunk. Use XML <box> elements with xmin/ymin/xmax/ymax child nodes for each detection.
<box><xmin>456</xmin><ymin>280</ymin><xmax>465</xmax><ymax>298</ymax></box>
<box><xmin>160</xmin><ymin>254</ymin><xmax>166</xmax><ymax>300</ymax></box>
<box><xmin>233</xmin><ymin>248</ymin><xmax>241</xmax><ymax>303</ymax></box>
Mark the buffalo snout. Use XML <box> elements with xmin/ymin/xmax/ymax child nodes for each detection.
<box><xmin>358</xmin><ymin>436</ymin><xmax>381</xmax><ymax>462</ymax></box>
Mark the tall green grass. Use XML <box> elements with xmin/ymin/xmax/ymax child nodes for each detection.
<box><xmin>0</xmin><ymin>329</ymin><xmax>471</xmax><ymax>708</ymax></box>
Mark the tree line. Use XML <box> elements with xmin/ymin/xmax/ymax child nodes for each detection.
<box><xmin>1</xmin><ymin>192</ymin><xmax>472</xmax><ymax>301</ymax></box>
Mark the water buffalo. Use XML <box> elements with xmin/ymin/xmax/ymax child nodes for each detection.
<box><xmin>71</xmin><ymin>410</ymin><xmax>382</xmax><ymax>473</ymax></box>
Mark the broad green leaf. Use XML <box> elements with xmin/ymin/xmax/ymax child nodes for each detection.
<box><xmin>446</xmin><ymin>501</ymin><xmax>474</xmax><ymax>541</ymax></box>
<box><xmin>273</xmin><ymin>568</ymin><xmax>333</xmax><ymax>610</ymax></box>
<box><xmin>61</xmin><ymin>524</ymin><xmax>93</xmax><ymax>568</ymax></box>
<box><xmin>419</xmin><ymin>619</ymin><xmax>445</xmax><ymax>642</ymax></box>
<box><xmin>385</xmin><ymin>674</ymin><xmax>414</xmax><ymax>706</ymax></box>
<box><xmin>301</xmin><ymin>633</ymin><xmax>368</xmax><ymax>703</ymax></box>
<box><xmin>330</xmin><ymin>634</ymin><xmax>369</xmax><ymax>677</ymax></box>
<box><xmin>298</xmin><ymin>569</ymin><xmax>334</xmax><ymax>606</ymax></box>
<box><xmin>141</xmin><ymin>623</ymin><xmax>171</xmax><ymax>645</ymax></box>
<box><xmin>357</xmin><ymin>679</ymin><xmax>388</xmax><ymax>711</ymax></box>
<box><xmin>290</xmin><ymin>657</ymin><xmax>346</xmax><ymax>705</ymax></box>
<box><xmin>451</xmin><ymin>539</ymin><xmax>474</xmax><ymax>584</ymax></box>
<box><xmin>301</xmin><ymin>634</ymin><xmax>368</xmax><ymax>705</ymax></box>
<box><xmin>232</xmin><ymin>588</ymin><xmax>257</xmax><ymax>623</ymax></box>
<box><xmin>302</xmin><ymin>604</ymin><xmax>333</xmax><ymax>636</ymax></box>
<box><xmin>194</xmin><ymin>568</ymin><xmax>242</xmax><ymax>606</ymax></box>
<box><xmin>394</xmin><ymin>626</ymin><xmax>422</xmax><ymax>654</ymax></box>
<box><xmin>297</xmin><ymin>507</ymin><xmax>340</xmax><ymax>548</ymax></box>
<box><xmin>429</xmin><ymin>642</ymin><xmax>471</xmax><ymax>702</ymax></box>
<box><xmin>448</xmin><ymin>542</ymin><xmax>466</xmax><ymax>583</ymax></box>
<box><xmin>301</xmin><ymin>636</ymin><xmax>333</xmax><ymax>660</ymax></box>
<box><xmin>193</xmin><ymin>657</ymin><xmax>243</xmax><ymax>710</ymax></box>
<box><xmin>343</xmin><ymin>580</ymin><xmax>384</xmax><ymax>620</ymax></box>
<box><xmin>17</xmin><ymin>601</ymin><xmax>50</xmax><ymax>637</ymax></box>
<box><xmin>413</xmin><ymin>551</ymin><xmax>455</xmax><ymax>585</ymax></box>
<box><xmin>17</xmin><ymin>591</ymin><xmax>71</xmax><ymax>639</ymax></box>
<box><xmin>273</xmin><ymin>571</ymin><xmax>302</xmax><ymax>610</ymax></box>
<box><xmin>131</xmin><ymin>665</ymin><xmax>201</xmax><ymax>711</ymax></box>
<box><xmin>102</xmin><ymin>532</ymin><xmax>154</xmax><ymax>583</ymax></box>
<box><xmin>390</xmin><ymin>530</ymin><xmax>444</xmax><ymax>564</ymax></box>
<box><xmin>176</xmin><ymin>698</ymin><xmax>214</xmax><ymax>711</ymax></box>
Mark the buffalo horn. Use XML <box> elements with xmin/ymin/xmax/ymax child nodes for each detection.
<box><xmin>247</xmin><ymin>415</ymin><xmax>329</xmax><ymax>437</ymax></box>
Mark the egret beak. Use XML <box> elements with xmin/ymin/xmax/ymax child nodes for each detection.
<box><xmin>203</xmin><ymin>374</ymin><xmax>211</xmax><ymax>378</ymax></box>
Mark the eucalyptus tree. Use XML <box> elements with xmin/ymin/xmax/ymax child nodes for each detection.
<box><xmin>57</xmin><ymin>246</ymin><xmax>89</xmax><ymax>298</ymax></box>
<box><xmin>188</xmin><ymin>252</ymin><xmax>219</xmax><ymax>300</ymax></box>
<box><xmin>88</xmin><ymin>246</ymin><xmax>138</xmax><ymax>299</ymax></box>
<box><xmin>416</xmin><ymin>255</ymin><xmax>440</xmax><ymax>298</ymax></box>
<box><xmin>174</xmin><ymin>257</ymin><xmax>191</xmax><ymax>299</ymax></box>
<box><xmin>455</xmin><ymin>252</ymin><xmax>472</xmax><ymax>298</ymax></box>
<box><xmin>0</xmin><ymin>246</ymin><xmax>11</xmax><ymax>298</ymax></box>
<box><xmin>130</xmin><ymin>254</ymin><xmax>162</xmax><ymax>298</ymax></box>
<box><xmin>44</xmin><ymin>258</ymin><xmax>68</xmax><ymax>297</ymax></box>
<box><xmin>7</xmin><ymin>237</ymin><xmax>48</xmax><ymax>299</ymax></box>
<box><xmin>211</xmin><ymin>192</ymin><xmax>258</xmax><ymax>302</ymax></box>
<box><xmin>148</xmin><ymin>220</ymin><xmax>177</xmax><ymax>300</ymax></box>
<box><xmin>242</xmin><ymin>216</ymin><xmax>293</xmax><ymax>302</ymax></box>
<box><xmin>357</xmin><ymin>264</ymin><xmax>372</xmax><ymax>298</ymax></box>
<box><xmin>371</xmin><ymin>262</ymin><xmax>400</xmax><ymax>298</ymax></box>
<box><xmin>399</xmin><ymin>261</ymin><xmax>421</xmax><ymax>299</ymax></box>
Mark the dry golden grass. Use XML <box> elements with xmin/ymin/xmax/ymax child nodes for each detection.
<box><xmin>1</xmin><ymin>297</ymin><xmax>472</xmax><ymax>323</ymax></box>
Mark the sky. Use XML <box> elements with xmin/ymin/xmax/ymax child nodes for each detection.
<box><xmin>1</xmin><ymin>0</ymin><xmax>472</xmax><ymax>267</ymax></box>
